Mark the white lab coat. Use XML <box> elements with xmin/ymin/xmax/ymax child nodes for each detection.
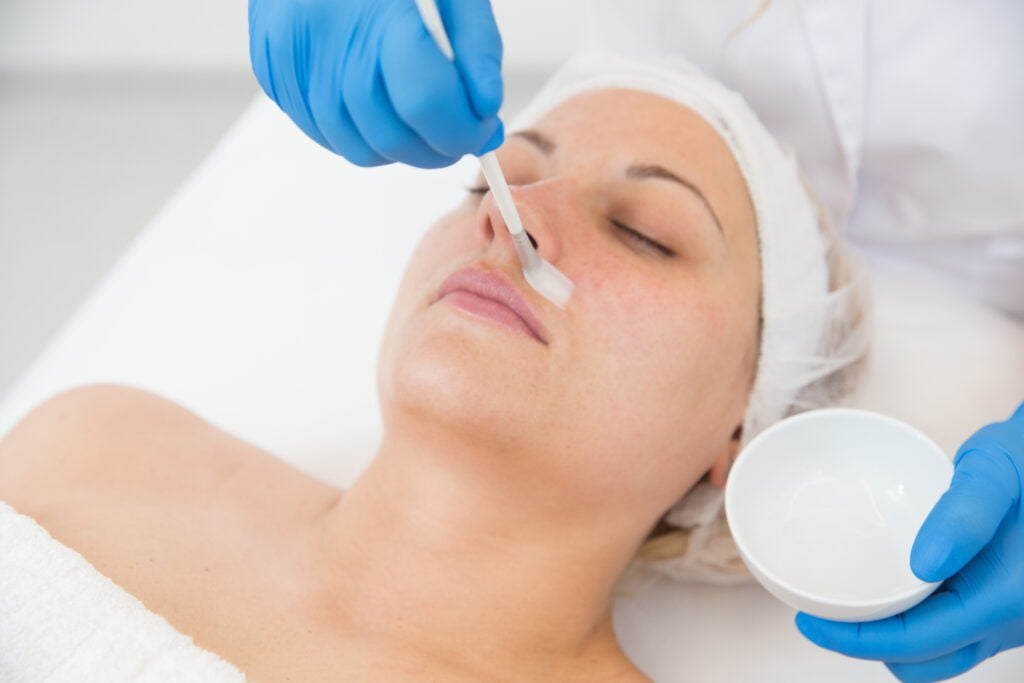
<box><xmin>585</xmin><ymin>0</ymin><xmax>1024</xmax><ymax>319</ymax></box>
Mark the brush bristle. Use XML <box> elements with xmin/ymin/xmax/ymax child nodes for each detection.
<box><xmin>525</xmin><ymin>263</ymin><xmax>574</xmax><ymax>309</ymax></box>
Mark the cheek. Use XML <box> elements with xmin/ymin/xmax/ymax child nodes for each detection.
<box><xmin>406</xmin><ymin>215</ymin><xmax>473</xmax><ymax>282</ymax></box>
<box><xmin>568</xmin><ymin>262</ymin><xmax>755</xmax><ymax>461</ymax></box>
<box><xmin>600</xmin><ymin>289</ymin><xmax>726</xmax><ymax>405</ymax></box>
<box><xmin>385</xmin><ymin>213</ymin><xmax>475</xmax><ymax>319</ymax></box>
<box><xmin>570</xmin><ymin>244</ymin><xmax>758</xmax><ymax>398</ymax></box>
<box><xmin>377</xmin><ymin>213</ymin><xmax>476</xmax><ymax>375</ymax></box>
<box><xmin>572</xmin><ymin>253</ymin><xmax>718</xmax><ymax>376</ymax></box>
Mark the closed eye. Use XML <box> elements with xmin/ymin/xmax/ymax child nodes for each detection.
<box><xmin>468</xmin><ymin>186</ymin><xmax>675</xmax><ymax>257</ymax></box>
<box><xmin>612</xmin><ymin>220</ymin><xmax>675</xmax><ymax>257</ymax></box>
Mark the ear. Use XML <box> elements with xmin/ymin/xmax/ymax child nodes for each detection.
<box><xmin>708</xmin><ymin>425</ymin><xmax>743</xmax><ymax>489</ymax></box>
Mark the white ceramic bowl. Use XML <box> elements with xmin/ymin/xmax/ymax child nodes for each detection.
<box><xmin>725</xmin><ymin>408</ymin><xmax>953</xmax><ymax>622</ymax></box>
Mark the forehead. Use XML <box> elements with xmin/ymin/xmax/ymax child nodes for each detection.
<box><xmin>535</xmin><ymin>89</ymin><xmax>728</xmax><ymax>155</ymax></box>
<box><xmin>524</xmin><ymin>88</ymin><xmax>756</xmax><ymax>240</ymax></box>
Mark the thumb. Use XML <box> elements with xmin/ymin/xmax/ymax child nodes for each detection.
<box><xmin>911</xmin><ymin>412</ymin><xmax>1024</xmax><ymax>582</ymax></box>
<box><xmin>436</xmin><ymin>0</ymin><xmax>504</xmax><ymax>119</ymax></box>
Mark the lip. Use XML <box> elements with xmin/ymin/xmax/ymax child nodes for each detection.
<box><xmin>435</xmin><ymin>267</ymin><xmax>549</xmax><ymax>345</ymax></box>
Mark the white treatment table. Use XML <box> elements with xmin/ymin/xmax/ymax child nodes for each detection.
<box><xmin>1</xmin><ymin>94</ymin><xmax>1022</xmax><ymax>682</ymax></box>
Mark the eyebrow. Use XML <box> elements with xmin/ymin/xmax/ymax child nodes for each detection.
<box><xmin>510</xmin><ymin>129</ymin><xmax>725</xmax><ymax>236</ymax></box>
<box><xmin>624</xmin><ymin>165</ymin><xmax>725</xmax><ymax>235</ymax></box>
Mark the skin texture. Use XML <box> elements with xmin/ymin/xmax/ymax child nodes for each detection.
<box><xmin>0</xmin><ymin>89</ymin><xmax>760</xmax><ymax>681</ymax></box>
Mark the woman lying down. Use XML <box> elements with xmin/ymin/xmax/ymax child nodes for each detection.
<box><xmin>0</xmin><ymin>52</ymin><xmax>867</xmax><ymax>681</ymax></box>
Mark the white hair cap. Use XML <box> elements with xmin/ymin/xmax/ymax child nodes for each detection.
<box><xmin>510</xmin><ymin>51</ymin><xmax>868</xmax><ymax>584</ymax></box>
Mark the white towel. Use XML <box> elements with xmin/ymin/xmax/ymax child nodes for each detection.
<box><xmin>0</xmin><ymin>501</ymin><xmax>246</xmax><ymax>682</ymax></box>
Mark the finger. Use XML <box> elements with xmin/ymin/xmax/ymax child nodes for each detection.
<box><xmin>248</xmin><ymin>1</ymin><xmax>332</xmax><ymax>152</ymax></box>
<box><xmin>477</xmin><ymin>119</ymin><xmax>504</xmax><ymax>155</ymax></box>
<box><xmin>795</xmin><ymin>589</ymin><xmax>981</xmax><ymax>663</ymax></box>
<box><xmin>298</xmin><ymin>26</ymin><xmax>388</xmax><ymax>166</ymax></box>
<box><xmin>436</xmin><ymin>0</ymin><xmax>504</xmax><ymax>118</ymax></box>
<box><xmin>248</xmin><ymin>0</ymin><xmax>278</xmax><ymax>101</ymax></box>
<box><xmin>910</xmin><ymin>448</ymin><xmax>1019</xmax><ymax>582</ymax></box>
<box><xmin>339</xmin><ymin>21</ymin><xmax>458</xmax><ymax>168</ymax></box>
<box><xmin>307</xmin><ymin>86</ymin><xmax>391</xmax><ymax>167</ymax></box>
<box><xmin>380</xmin><ymin>4</ymin><xmax>501</xmax><ymax>158</ymax></box>
<box><xmin>885</xmin><ymin>641</ymin><xmax>992</xmax><ymax>683</ymax></box>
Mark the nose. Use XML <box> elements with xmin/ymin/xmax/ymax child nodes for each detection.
<box><xmin>475</xmin><ymin>179</ymin><xmax>569</xmax><ymax>268</ymax></box>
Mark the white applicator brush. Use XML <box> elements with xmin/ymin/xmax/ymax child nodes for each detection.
<box><xmin>414</xmin><ymin>0</ymin><xmax>575</xmax><ymax>309</ymax></box>
<box><xmin>476</xmin><ymin>154</ymin><xmax>575</xmax><ymax>308</ymax></box>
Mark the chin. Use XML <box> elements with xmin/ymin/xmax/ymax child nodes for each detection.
<box><xmin>377</xmin><ymin>308</ymin><xmax>545</xmax><ymax>441</ymax></box>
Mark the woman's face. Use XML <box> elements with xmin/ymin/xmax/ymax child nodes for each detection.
<box><xmin>377</xmin><ymin>89</ymin><xmax>761</xmax><ymax>519</ymax></box>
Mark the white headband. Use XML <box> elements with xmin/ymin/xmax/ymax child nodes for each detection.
<box><xmin>509</xmin><ymin>51</ymin><xmax>835</xmax><ymax>583</ymax></box>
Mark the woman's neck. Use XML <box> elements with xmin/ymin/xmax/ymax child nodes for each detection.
<box><xmin>304</xmin><ymin>428</ymin><xmax>650</xmax><ymax>680</ymax></box>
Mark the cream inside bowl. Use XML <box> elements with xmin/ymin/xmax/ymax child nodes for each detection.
<box><xmin>725</xmin><ymin>408</ymin><xmax>953</xmax><ymax>622</ymax></box>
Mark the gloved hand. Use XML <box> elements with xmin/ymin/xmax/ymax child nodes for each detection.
<box><xmin>796</xmin><ymin>401</ymin><xmax>1024</xmax><ymax>683</ymax></box>
<box><xmin>248</xmin><ymin>0</ymin><xmax>504</xmax><ymax>168</ymax></box>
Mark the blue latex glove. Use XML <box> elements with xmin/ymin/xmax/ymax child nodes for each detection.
<box><xmin>796</xmin><ymin>401</ymin><xmax>1024</xmax><ymax>682</ymax></box>
<box><xmin>248</xmin><ymin>0</ymin><xmax>504</xmax><ymax>168</ymax></box>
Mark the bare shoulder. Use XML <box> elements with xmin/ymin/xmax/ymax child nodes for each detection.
<box><xmin>0</xmin><ymin>383</ymin><xmax>250</xmax><ymax>518</ymax></box>
<box><xmin>0</xmin><ymin>385</ymin><xmax>344</xmax><ymax>667</ymax></box>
